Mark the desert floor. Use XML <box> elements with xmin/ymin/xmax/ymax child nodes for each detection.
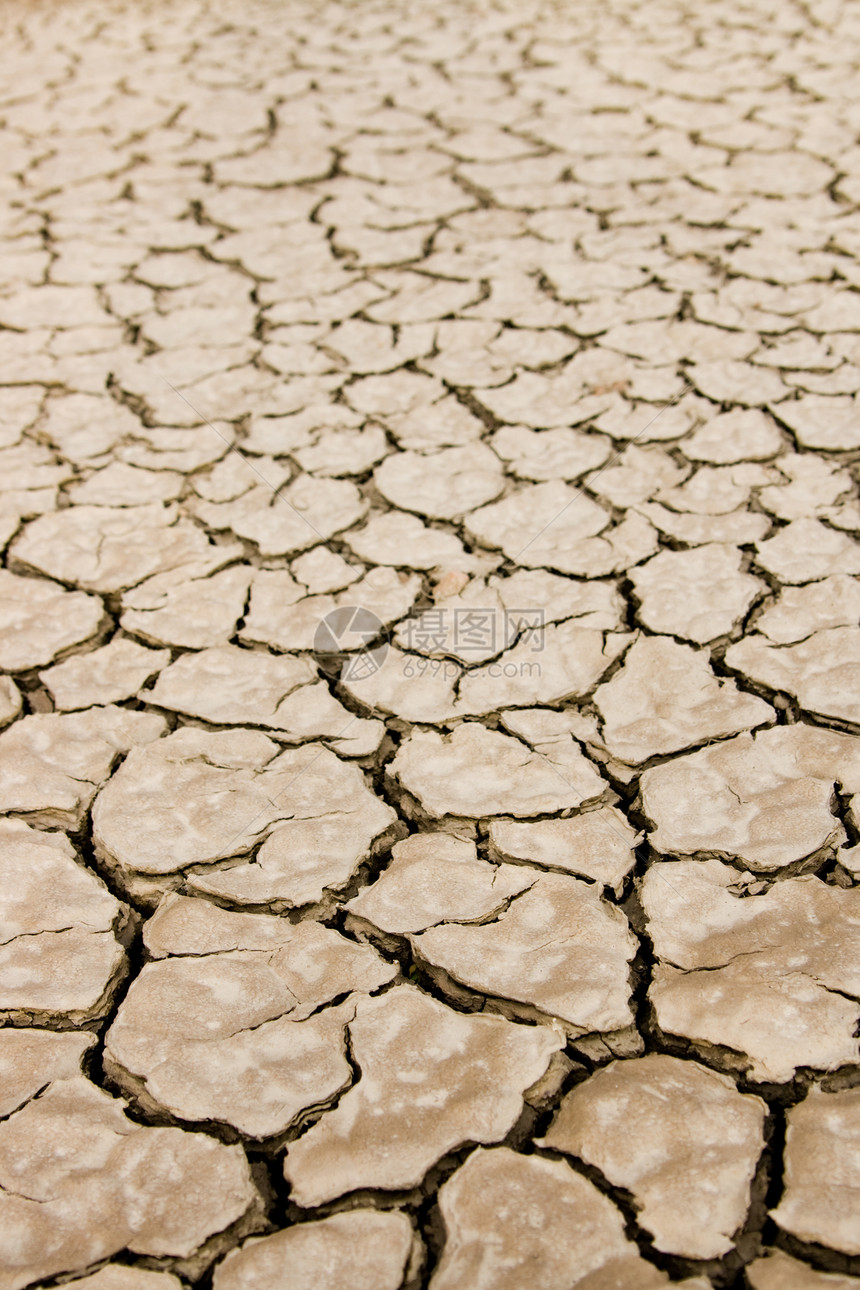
<box><xmin>1</xmin><ymin>1</ymin><xmax>859</xmax><ymax>1287</ymax></box>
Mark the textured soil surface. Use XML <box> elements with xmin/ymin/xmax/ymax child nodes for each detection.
<box><xmin>2</xmin><ymin>1</ymin><xmax>860</xmax><ymax>1287</ymax></box>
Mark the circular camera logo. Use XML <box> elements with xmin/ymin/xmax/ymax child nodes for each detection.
<box><xmin>313</xmin><ymin>606</ymin><xmax>388</xmax><ymax>683</ymax></box>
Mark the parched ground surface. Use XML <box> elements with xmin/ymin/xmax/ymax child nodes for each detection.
<box><xmin>2</xmin><ymin>0</ymin><xmax>860</xmax><ymax>1286</ymax></box>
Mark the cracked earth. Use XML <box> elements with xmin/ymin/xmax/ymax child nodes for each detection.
<box><xmin>2</xmin><ymin>0</ymin><xmax>860</xmax><ymax>1286</ymax></box>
